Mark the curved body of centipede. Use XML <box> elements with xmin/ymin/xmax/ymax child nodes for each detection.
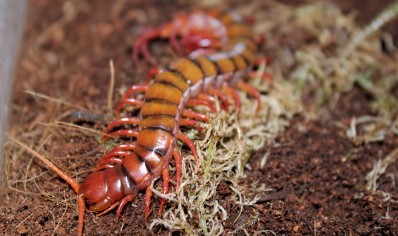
<box><xmin>27</xmin><ymin>8</ymin><xmax>265</xmax><ymax>236</ymax></box>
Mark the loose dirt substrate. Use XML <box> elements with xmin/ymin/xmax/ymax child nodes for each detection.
<box><xmin>1</xmin><ymin>0</ymin><xmax>398</xmax><ymax>235</ymax></box>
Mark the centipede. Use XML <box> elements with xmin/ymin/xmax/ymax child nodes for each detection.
<box><xmin>16</xmin><ymin>8</ymin><xmax>267</xmax><ymax>236</ymax></box>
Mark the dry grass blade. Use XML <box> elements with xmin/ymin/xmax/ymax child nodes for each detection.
<box><xmin>366</xmin><ymin>148</ymin><xmax>398</xmax><ymax>194</ymax></box>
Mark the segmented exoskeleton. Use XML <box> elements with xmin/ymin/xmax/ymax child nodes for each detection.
<box><xmin>22</xmin><ymin>8</ymin><xmax>265</xmax><ymax>236</ymax></box>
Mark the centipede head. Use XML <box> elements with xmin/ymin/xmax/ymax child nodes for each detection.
<box><xmin>79</xmin><ymin>171</ymin><xmax>109</xmax><ymax>211</ymax></box>
<box><xmin>79</xmin><ymin>166</ymin><xmax>128</xmax><ymax>213</ymax></box>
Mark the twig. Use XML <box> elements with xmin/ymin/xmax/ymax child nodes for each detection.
<box><xmin>107</xmin><ymin>60</ymin><xmax>116</xmax><ymax>117</ymax></box>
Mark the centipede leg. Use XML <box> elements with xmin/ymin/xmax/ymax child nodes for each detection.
<box><xmin>122</xmin><ymin>85</ymin><xmax>149</xmax><ymax>99</ymax></box>
<box><xmin>158</xmin><ymin>168</ymin><xmax>170</xmax><ymax>215</ymax></box>
<box><xmin>179</xmin><ymin>118</ymin><xmax>203</xmax><ymax>131</ymax></box>
<box><xmin>223</xmin><ymin>86</ymin><xmax>241</xmax><ymax>112</ymax></box>
<box><xmin>97</xmin><ymin>200</ymin><xmax>120</xmax><ymax>217</ymax></box>
<box><xmin>237</xmin><ymin>80</ymin><xmax>261</xmax><ymax>112</ymax></box>
<box><xmin>103</xmin><ymin>129</ymin><xmax>139</xmax><ymax>142</ymax></box>
<box><xmin>114</xmin><ymin>143</ymin><xmax>137</xmax><ymax>150</ymax></box>
<box><xmin>182</xmin><ymin>109</ymin><xmax>208</xmax><ymax>122</ymax></box>
<box><xmin>98</xmin><ymin>144</ymin><xmax>136</xmax><ymax>163</ymax></box>
<box><xmin>187</xmin><ymin>99</ymin><xmax>216</xmax><ymax>112</ymax></box>
<box><xmin>96</xmin><ymin>157</ymin><xmax>123</xmax><ymax>171</ymax></box>
<box><xmin>145</xmin><ymin>187</ymin><xmax>153</xmax><ymax>219</ymax></box>
<box><xmin>98</xmin><ymin>151</ymin><xmax>132</xmax><ymax>167</ymax></box>
<box><xmin>177</xmin><ymin>131</ymin><xmax>199</xmax><ymax>169</ymax></box>
<box><xmin>116</xmin><ymin>98</ymin><xmax>144</xmax><ymax>117</ymax></box>
<box><xmin>198</xmin><ymin>93</ymin><xmax>216</xmax><ymax>104</ymax></box>
<box><xmin>208</xmin><ymin>88</ymin><xmax>229</xmax><ymax>112</ymax></box>
<box><xmin>173</xmin><ymin>149</ymin><xmax>182</xmax><ymax>190</ymax></box>
<box><xmin>133</xmin><ymin>28</ymin><xmax>161</xmax><ymax>69</ymax></box>
<box><xmin>140</xmin><ymin>40</ymin><xmax>157</xmax><ymax>67</ymax></box>
<box><xmin>170</xmin><ymin>28</ymin><xmax>183</xmax><ymax>56</ymax></box>
<box><xmin>115</xmin><ymin>194</ymin><xmax>137</xmax><ymax>221</ymax></box>
<box><xmin>103</xmin><ymin>117</ymin><xmax>140</xmax><ymax>137</ymax></box>
<box><xmin>145</xmin><ymin>68</ymin><xmax>160</xmax><ymax>84</ymax></box>
<box><xmin>116</xmin><ymin>85</ymin><xmax>148</xmax><ymax>116</ymax></box>
<box><xmin>97</xmin><ymin>193</ymin><xmax>137</xmax><ymax>220</ymax></box>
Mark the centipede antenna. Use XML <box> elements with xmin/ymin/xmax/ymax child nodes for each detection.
<box><xmin>77</xmin><ymin>196</ymin><xmax>86</xmax><ymax>236</ymax></box>
<box><xmin>9</xmin><ymin>137</ymin><xmax>80</xmax><ymax>193</ymax></box>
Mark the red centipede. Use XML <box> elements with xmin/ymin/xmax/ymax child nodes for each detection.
<box><xmin>21</xmin><ymin>8</ymin><xmax>267</xmax><ymax>235</ymax></box>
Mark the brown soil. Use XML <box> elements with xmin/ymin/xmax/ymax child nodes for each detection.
<box><xmin>1</xmin><ymin>0</ymin><xmax>398</xmax><ymax>235</ymax></box>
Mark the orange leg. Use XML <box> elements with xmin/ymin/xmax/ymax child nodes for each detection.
<box><xmin>249</xmin><ymin>69</ymin><xmax>273</xmax><ymax>81</ymax></box>
<box><xmin>170</xmin><ymin>28</ymin><xmax>183</xmax><ymax>56</ymax></box>
<box><xmin>96</xmin><ymin>157</ymin><xmax>123</xmax><ymax>171</ymax></box>
<box><xmin>173</xmin><ymin>149</ymin><xmax>182</xmax><ymax>190</ymax></box>
<box><xmin>197</xmin><ymin>93</ymin><xmax>216</xmax><ymax>104</ymax></box>
<box><xmin>187</xmin><ymin>98</ymin><xmax>216</xmax><ymax>112</ymax></box>
<box><xmin>116</xmin><ymin>84</ymin><xmax>148</xmax><ymax>116</ymax></box>
<box><xmin>144</xmin><ymin>187</ymin><xmax>153</xmax><ymax>220</ymax></box>
<box><xmin>237</xmin><ymin>80</ymin><xmax>261</xmax><ymax>112</ymax></box>
<box><xmin>223</xmin><ymin>86</ymin><xmax>241</xmax><ymax>112</ymax></box>
<box><xmin>182</xmin><ymin>109</ymin><xmax>208</xmax><ymax>122</ymax></box>
<box><xmin>115</xmin><ymin>194</ymin><xmax>137</xmax><ymax>221</ymax></box>
<box><xmin>122</xmin><ymin>85</ymin><xmax>148</xmax><ymax>100</ymax></box>
<box><xmin>96</xmin><ymin>163</ymin><xmax>115</xmax><ymax>171</ymax></box>
<box><xmin>177</xmin><ymin>131</ymin><xmax>199</xmax><ymax>169</ymax></box>
<box><xmin>133</xmin><ymin>27</ymin><xmax>162</xmax><ymax>69</ymax></box>
<box><xmin>179</xmin><ymin>118</ymin><xmax>203</xmax><ymax>131</ymax></box>
<box><xmin>140</xmin><ymin>41</ymin><xmax>157</xmax><ymax>67</ymax></box>
<box><xmin>103</xmin><ymin>129</ymin><xmax>139</xmax><ymax>142</ymax></box>
<box><xmin>116</xmin><ymin>98</ymin><xmax>144</xmax><ymax>117</ymax></box>
<box><xmin>254</xmin><ymin>56</ymin><xmax>272</xmax><ymax>66</ymax></box>
<box><xmin>145</xmin><ymin>68</ymin><xmax>160</xmax><ymax>84</ymax></box>
<box><xmin>208</xmin><ymin>88</ymin><xmax>229</xmax><ymax>112</ymax></box>
<box><xmin>158</xmin><ymin>168</ymin><xmax>170</xmax><ymax>215</ymax></box>
<box><xmin>97</xmin><ymin>200</ymin><xmax>120</xmax><ymax>217</ymax></box>
<box><xmin>98</xmin><ymin>145</ymin><xmax>136</xmax><ymax>163</ymax></box>
<box><xmin>112</xmin><ymin>143</ymin><xmax>136</xmax><ymax>151</ymax></box>
<box><xmin>103</xmin><ymin>117</ymin><xmax>140</xmax><ymax>137</ymax></box>
<box><xmin>77</xmin><ymin>197</ymin><xmax>85</xmax><ymax>236</ymax></box>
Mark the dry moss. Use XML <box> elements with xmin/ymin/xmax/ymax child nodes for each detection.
<box><xmin>148</xmin><ymin>71</ymin><xmax>301</xmax><ymax>234</ymax></box>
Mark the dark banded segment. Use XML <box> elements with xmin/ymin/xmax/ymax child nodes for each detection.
<box><xmin>192</xmin><ymin>56</ymin><xmax>217</xmax><ymax>77</ymax></box>
<box><xmin>155</xmin><ymin>71</ymin><xmax>189</xmax><ymax>92</ymax></box>
<box><xmin>226</xmin><ymin>23</ymin><xmax>254</xmax><ymax>38</ymax></box>
<box><xmin>145</xmin><ymin>82</ymin><xmax>183</xmax><ymax>104</ymax></box>
<box><xmin>137</xmin><ymin>128</ymin><xmax>174</xmax><ymax>156</ymax></box>
<box><xmin>170</xmin><ymin>58</ymin><xmax>204</xmax><ymax>84</ymax></box>
<box><xmin>134</xmin><ymin>145</ymin><xmax>164</xmax><ymax>176</ymax></box>
<box><xmin>209</xmin><ymin>53</ymin><xmax>235</xmax><ymax>73</ymax></box>
<box><xmin>118</xmin><ymin>164</ymin><xmax>137</xmax><ymax>195</ymax></box>
<box><xmin>239</xmin><ymin>47</ymin><xmax>255</xmax><ymax>64</ymax></box>
<box><xmin>140</xmin><ymin>101</ymin><xmax>178</xmax><ymax>118</ymax></box>
<box><xmin>140</xmin><ymin>115</ymin><xmax>177</xmax><ymax>133</ymax></box>
<box><xmin>122</xmin><ymin>153</ymin><xmax>152</xmax><ymax>189</ymax></box>
<box><xmin>230</xmin><ymin>54</ymin><xmax>248</xmax><ymax>71</ymax></box>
